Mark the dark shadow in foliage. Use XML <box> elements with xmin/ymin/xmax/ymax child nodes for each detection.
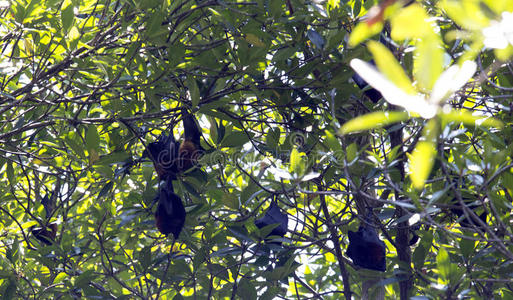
<box><xmin>352</xmin><ymin>59</ymin><xmax>383</xmax><ymax>103</ymax></box>
<box><xmin>259</xmin><ymin>250</ymin><xmax>300</xmax><ymax>285</ymax></box>
<box><xmin>255</xmin><ymin>201</ymin><xmax>288</xmax><ymax>244</ymax></box>
<box><xmin>351</xmin><ymin>33</ymin><xmax>402</xmax><ymax>104</ymax></box>
<box><xmin>442</xmin><ymin>172</ymin><xmax>488</xmax><ymax>230</ymax></box>
<box><xmin>154</xmin><ymin>177</ymin><xmax>186</xmax><ymax>239</ymax></box>
<box><xmin>450</xmin><ymin>194</ymin><xmax>487</xmax><ymax>230</ymax></box>
<box><xmin>31</xmin><ymin>223</ymin><xmax>57</xmax><ymax>245</ymax></box>
<box><xmin>428</xmin><ymin>154</ymin><xmax>488</xmax><ymax>230</ymax></box>
<box><xmin>408</xmin><ymin>222</ymin><xmax>421</xmax><ymax>246</ymax></box>
<box><xmin>346</xmin><ymin>213</ymin><xmax>386</xmax><ymax>272</ymax></box>
<box><xmin>143</xmin><ymin>110</ymin><xmax>204</xmax><ymax>180</ymax></box>
<box><xmin>41</xmin><ymin>193</ymin><xmax>55</xmax><ymax>218</ymax></box>
<box><xmin>31</xmin><ymin>191</ymin><xmax>58</xmax><ymax>246</ymax></box>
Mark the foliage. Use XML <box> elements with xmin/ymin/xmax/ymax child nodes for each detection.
<box><xmin>0</xmin><ymin>0</ymin><xmax>512</xmax><ymax>298</ymax></box>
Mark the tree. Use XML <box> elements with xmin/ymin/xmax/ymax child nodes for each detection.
<box><xmin>0</xmin><ymin>0</ymin><xmax>512</xmax><ymax>298</ymax></box>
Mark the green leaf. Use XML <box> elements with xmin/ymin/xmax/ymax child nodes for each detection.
<box><xmin>352</xmin><ymin>0</ymin><xmax>361</xmax><ymax>17</ymax></box>
<box><xmin>146</xmin><ymin>11</ymin><xmax>165</xmax><ymax>38</ymax></box>
<box><xmin>208</xmin><ymin>263</ymin><xmax>230</xmax><ymax>281</ymax></box>
<box><xmin>1</xmin><ymin>278</ymin><xmax>16</xmax><ymax>300</ymax></box>
<box><xmin>198</xmin><ymin>98</ymin><xmax>232</xmax><ymax>113</ymax></box>
<box><xmin>266</xmin><ymin>127</ymin><xmax>281</xmax><ymax>149</ymax></box>
<box><xmin>236</xmin><ymin>278</ymin><xmax>257</xmax><ymax>300</ymax></box>
<box><xmin>414</xmin><ymin>34</ymin><xmax>444</xmax><ymax>91</ymax></box>
<box><xmin>222</xmin><ymin>192</ymin><xmax>240</xmax><ymax>210</ymax></box>
<box><xmin>227</xmin><ymin>226</ymin><xmax>253</xmax><ymax>243</ymax></box>
<box><xmin>6</xmin><ymin>162</ymin><xmax>14</xmax><ymax>186</ymax></box>
<box><xmin>86</xmin><ymin>125</ymin><xmax>101</xmax><ymax>152</ymax></box>
<box><xmin>440</xmin><ymin>0</ymin><xmax>489</xmax><ymax>30</ymax></box>
<box><xmin>268</xmin><ymin>0</ymin><xmax>282</xmax><ymax>19</ymax></box>
<box><xmin>442</xmin><ymin>110</ymin><xmax>503</xmax><ymax>128</ymax></box>
<box><xmin>187</xmin><ymin>76</ymin><xmax>200</xmax><ymax>107</ymax></box>
<box><xmin>257</xmin><ymin>223</ymin><xmax>281</xmax><ymax>238</ymax></box>
<box><xmin>307</xmin><ymin>29</ymin><xmax>325</xmax><ymax>50</ymax></box>
<box><xmin>324</xmin><ymin>130</ymin><xmax>342</xmax><ymax>151</ymax></box>
<box><xmin>245</xmin><ymin>33</ymin><xmax>265</xmax><ymax>47</ymax></box>
<box><xmin>409</xmin><ymin>140</ymin><xmax>436</xmax><ymax>189</ymax></box>
<box><xmin>368</xmin><ymin>41</ymin><xmax>416</xmax><ymax>94</ymax></box>
<box><xmin>97</xmin><ymin>181</ymin><xmax>113</xmax><ymax>199</ymax></box>
<box><xmin>346</xmin><ymin>143</ymin><xmax>358</xmax><ymax>163</ymax></box>
<box><xmin>241</xmin><ymin>184</ymin><xmax>262</xmax><ymax>205</ymax></box>
<box><xmin>6</xmin><ymin>239</ymin><xmax>19</xmax><ymax>264</ymax></box>
<box><xmin>96</xmin><ymin>151</ymin><xmax>130</xmax><ymax>165</ymax></box>
<box><xmin>459</xmin><ymin>236</ymin><xmax>476</xmax><ymax>259</ymax></box>
<box><xmin>12</xmin><ymin>2</ymin><xmax>26</xmax><ymax>23</ymax></box>
<box><xmin>349</xmin><ymin>22</ymin><xmax>383</xmax><ymax>47</ymax></box>
<box><xmin>61</xmin><ymin>0</ymin><xmax>74</xmax><ymax>33</ymax></box>
<box><xmin>75</xmin><ymin>270</ymin><xmax>97</xmax><ymax>288</ymax></box>
<box><xmin>391</xmin><ymin>4</ymin><xmax>432</xmax><ymax>39</ymax></box>
<box><xmin>436</xmin><ymin>247</ymin><xmax>456</xmax><ymax>283</ymax></box>
<box><xmin>24</xmin><ymin>0</ymin><xmax>37</xmax><ymax>19</ymax></box>
<box><xmin>412</xmin><ymin>231</ymin><xmax>433</xmax><ymax>269</ymax></box>
<box><xmin>339</xmin><ymin>111</ymin><xmax>409</xmax><ymax>135</ymax></box>
<box><xmin>272</xmin><ymin>47</ymin><xmax>296</xmax><ymax>63</ymax></box>
<box><xmin>138</xmin><ymin>245</ymin><xmax>152</xmax><ymax>271</ymax></box>
<box><xmin>221</xmin><ymin>131</ymin><xmax>249</xmax><ymax>147</ymax></box>
<box><xmin>261</xmin><ymin>287</ymin><xmax>282</xmax><ymax>300</ymax></box>
<box><xmin>289</xmin><ymin>147</ymin><xmax>300</xmax><ymax>173</ymax></box>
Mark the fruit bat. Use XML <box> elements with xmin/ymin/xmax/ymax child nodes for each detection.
<box><xmin>255</xmin><ymin>202</ymin><xmax>288</xmax><ymax>241</ymax></box>
<box><xmin>346</xmin><ymin>214</ymin><xmax>386</xmax><ymax>272</ymax></box>
<box><xmin>143</xmin><ymin>111</ymin><xmax>203</xmax><ymax>179</ymax></box>
<box><xmin>143</xmin><ymin>132</ymin><xmax>180</xmax><ymax>179</ymax></box>
<box><xmin>178</xmin><ymin>112</ymin><xmax>203</xmax><ymax>172</ymax></box>
<box><xmin>154</xmin><ymin>177</ymin><xmax>186</xmax><ymax>239</ymax></box>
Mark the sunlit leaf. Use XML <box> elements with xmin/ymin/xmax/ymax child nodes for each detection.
<box><xmin>391</xmin><ymin>4</ymin><xmax>432</xmax><ymax>39</ymax></box>
<box><xmin>367</xmin><ymin>41</ymin><xmax>416</xmax><ymax>94</ymax></box>
<box><xmin>324</xmin><ymin>129</ymin><xmax>342</xmax><ymax>151</ymax></box>
<box><xmin>339</xmin><ymin>111</ymin><xmax>409</xmax><ymax>134</ymax></box>
<box><xmin>290</xmin><ymin>147</ymin><xmax>300</xmax><ymax>173</ymax></box>
<box><xmin>245</xmin><ymin>33</ymin><xmax>266</xmax><ymax>47</ymax></box>
<box><xmin>442</xmin><ymin>110</ymin><xmax>503</xmax><ymax>128</ymax></box>
<box><xmin>440</xmin><ymin>0</ymin><xmax>489</xmax><ymax>30</ymax></box>
<box><xmin>349</xmin><ymin>21</ymin><xmax>383</xmax><ymax>46</ymax></box>
<box><xmin>409</xmin><ymin>140</ymin><xmax>436</xmax><ymax>189</ymax></box>
<box><xmin>61</xmin><ymin>0</ymin><xmax>74</xmax><ymax>33</ymax></box>
<box><xmin>414</xmin><ymin>35</ymin><xmax>444</xmax><ymax>91</ymax></box>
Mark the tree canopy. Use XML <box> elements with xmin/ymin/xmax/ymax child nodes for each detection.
<box><xmin>1</xmin><ymin>0</ymin><xmax>513</xmax><ymax>298</ymax></box>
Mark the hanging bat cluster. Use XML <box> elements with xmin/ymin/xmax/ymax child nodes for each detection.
<box><xmin>346</xmin><ymin>213</ymin><xmax>386</xmax><ymax>272</ymax></box>
<box><xmin>144</xmin><ymin>111</ymin><xmax>203</xmax><ymax>238</ymax></box>
<box><xmin>144</xmin><ymin>112</ymin><xmax>203</xmax><ymax>180</ymax></box>
<box><xmin>255</xmin><ymin>202</ymin><xmax>288</xmax><ymax>244</ymax></box>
